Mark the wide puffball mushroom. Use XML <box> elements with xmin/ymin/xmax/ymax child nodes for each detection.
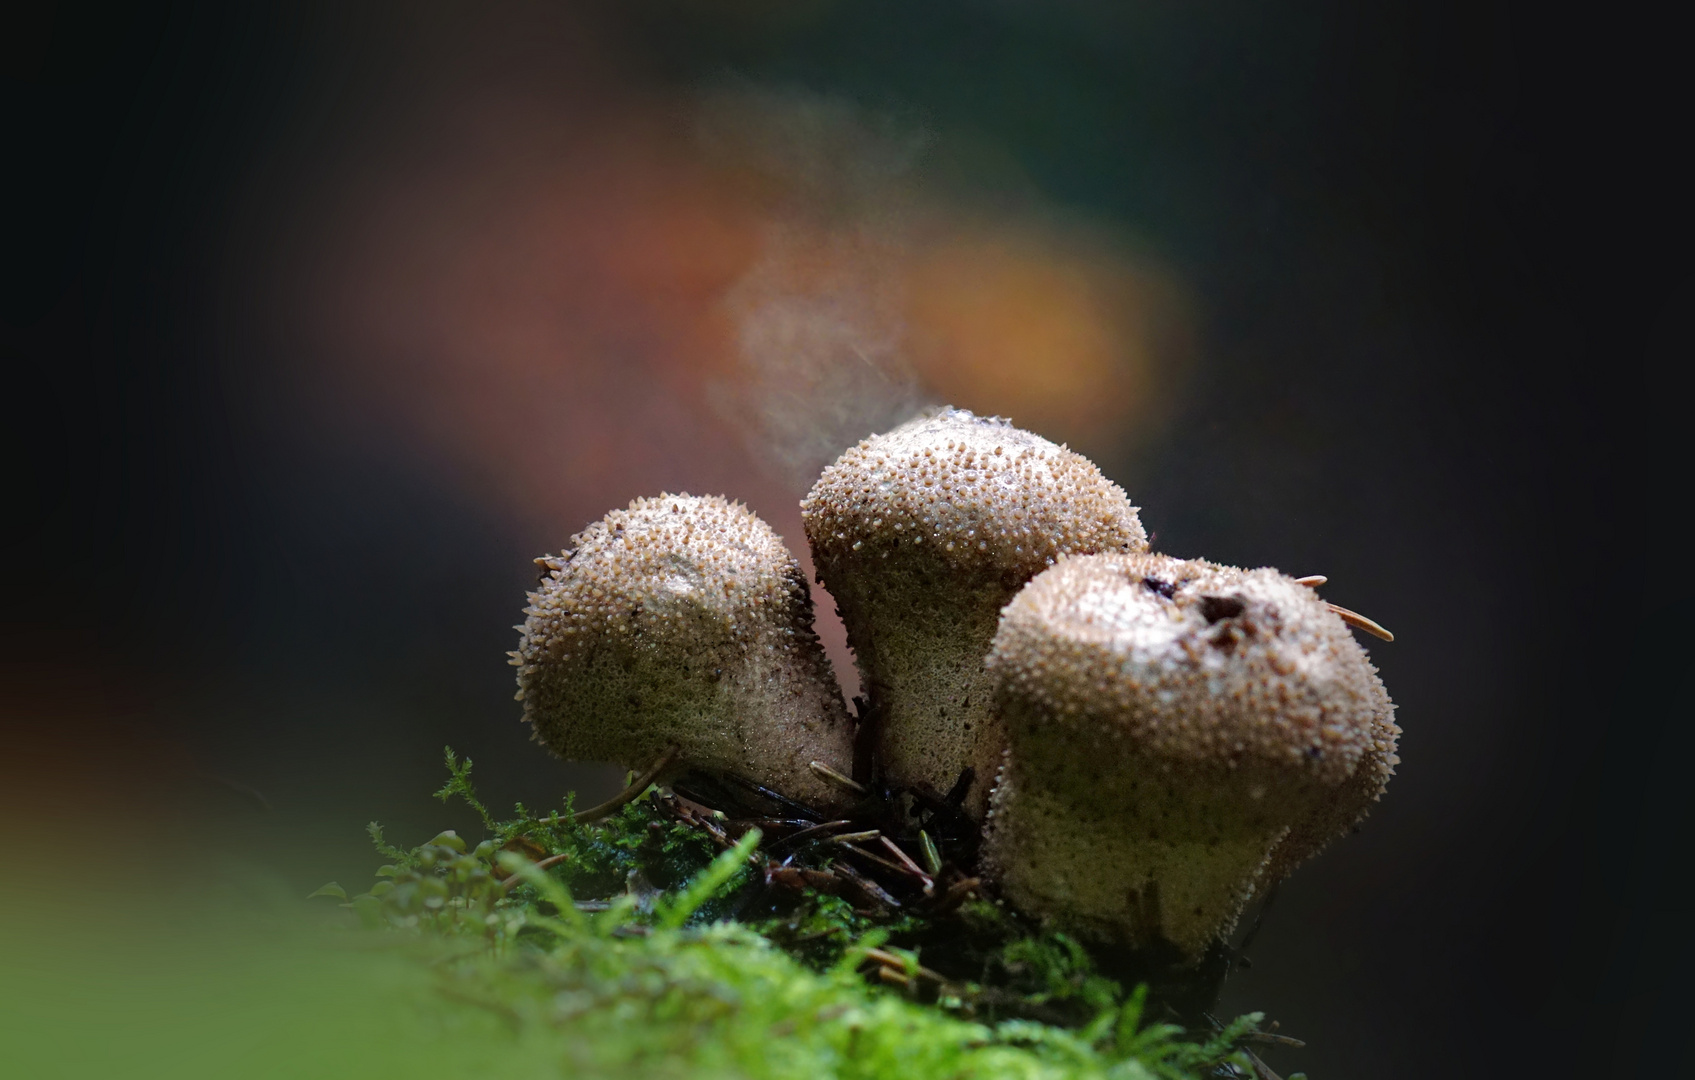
<box><xmin>981</xmin><ymin>552</ymin><xmax>1398</xmax><ymax>961</ymax></box>
<box><xmin>514</xmin><ymin>494</ymin><xmax>856</xmax><ymax>811</ymax></box>
<box><xmin>802</xmin><ymin>407</ymin><xmax>1147</xmax><ymax>818</ymax></box>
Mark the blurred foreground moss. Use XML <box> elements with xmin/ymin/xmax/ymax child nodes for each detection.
<box><xmin>0</xmin><ymin>752</ymin><xmax>1285</xmax><ymax>1079</ymax></box>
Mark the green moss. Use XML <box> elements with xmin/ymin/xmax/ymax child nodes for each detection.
<box><xmin>303</xmin><ymin>748</ymin><xmax>1294</xmax><ymax>1080</ymax></box>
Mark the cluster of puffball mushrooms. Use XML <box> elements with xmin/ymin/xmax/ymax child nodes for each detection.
<box><xmin>513</xmin><ymin>407</ymin><xmax>1399</xmax><ymax>964</ymax></box>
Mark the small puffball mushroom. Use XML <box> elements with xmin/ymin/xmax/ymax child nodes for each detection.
<box><xmin>802</xmin><ymin>407</ymin><xmax>1147</xmax><ymax>818</ymax></box>
<box><xmin>513</xmin><ymin>494</ymin><xmax>856</xmax><ymax>811</ymax></box>
<box><xmin>981</xmin><ymin>552</ymin><xmax>1398</xmax><ymax>961</ymax></box>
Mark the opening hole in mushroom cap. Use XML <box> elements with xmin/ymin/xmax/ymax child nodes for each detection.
<box><xmin>1197</xmin><ymin>595</ymin><xmax>1246</xmax><ymax>623</ymax></box>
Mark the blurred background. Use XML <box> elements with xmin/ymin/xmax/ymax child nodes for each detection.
<box><xmin>4</xmin><ymin>2</ymin><xmax>1683</xmax><ymax>1076</ymax></box>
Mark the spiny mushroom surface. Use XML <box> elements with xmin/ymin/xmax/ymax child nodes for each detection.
<box><xmin>802</xmin><ymin>407</ymin><xmax>1147</xmax><ymax>818</ymax></box>
<box><xmin>513</xmin><ymin>494</ymin><xmax>856</xmax><ymax>810</ymax></box>
<box><xmin>981</xmin><ymin>552</ymin><xmax>1398</xmax><ymax>961</ymax></box>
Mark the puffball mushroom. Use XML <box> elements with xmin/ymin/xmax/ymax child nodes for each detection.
<box><xmin>802</xmin><ymin>407</ymin><xmax>1147</xmax><ymax>818</ymax></box>
<box><xmin>981</xmin><ymin>552</ymin><xmax>1398</xmax><ymax>961</ymax></box>
<box><xmin>513</xmin><ymin>494</ymin><xmax>857</xmax><ymax>811</ymax></box>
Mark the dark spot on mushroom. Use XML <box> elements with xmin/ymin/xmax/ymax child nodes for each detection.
<box><xmin>1198</xmin><ymin>595</ymin><xmax>1246</xmax><ymax>623</ymax></box>
<box><xmin>1141</xmin><ymin>576</ymin><xmax>1177</xmax><ymax>600</ymax></box>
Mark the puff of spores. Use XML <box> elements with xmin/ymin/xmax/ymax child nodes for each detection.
<box><xmin>981</xmin><ymin>552</ymin><xmax>1397</xmax><ymax>961</ymax></box>
<box><xmin>513</xmin><ymin>494</ymin><xmax>856</xmax><ymax>811</ymax></box>
<box><xmin>801</xmin><ymin>407</ymin><xmax>1147</xmax><ymax>818</ymax></box>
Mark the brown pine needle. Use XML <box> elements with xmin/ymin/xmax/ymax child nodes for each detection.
<box><xmin>768</xmin><ymin>819</ymin><xmax>857</xmax><ymax>851</ymax></box>
<box><xmin>836</xmin><ymin>842</ymin><xmax>916</xmax><ymax>880</ymax></box>
<box><xmin>829</xmin><ymin>829</ymin><xmax>883</xmax><ymax>844</ymax></box>
<box><xmin>1241</xmin><ymin>1046</ymin><xmax>1284</xmax><ymax>1080</ymax></box>
<box><xmin>831</xmin><ymin>861</ymin><xmax>902</xmax><ymax>909</ymax></box>
<box><xmin>575</xmin><ymin>745</ymin><xmax>679</xmax><ymax>823</ymax></box>
<box><xmin>1326</xmin><ymin>602</ymin><xmax>1394</xmax><ymax>641</ymax></box>
<box><xmin>1240</xmin><ymin>1032</ymin><xmax>1308</xmax><ymax>1049</ymax></box>
<box><xmin>862</xmin><ymin>948</ymin><xmax>948</xmax><ymax>985</ymax></box>
<box><xmin>498</xmin><ymin>851</ymin><xmax>572</xmax><ymax>892</ymax></box>
<box><xmin>932</xmin><ymin>876</ymin><xmax>981</xmax><ymax>914</ymax></box>
<box><xmin>808</xmin><ymin>759</ymin><xmax>868</xmax><ymax>795</ymax></box>
<box><xmin>878</xmin><ymin>835</ymin><xmax>933</xmax><ymax>889</ymax></box>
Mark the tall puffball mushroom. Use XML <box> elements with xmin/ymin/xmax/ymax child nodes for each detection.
<box><xmin>981</xmin><ymin>552</ymin><xmax>1398</xmax><ymax>961</ymax></box>
<box><xmin>802</xmin><ymin>407</ymin><xmax>1147</xmax><ymax>818</ymax></box>
<box><xmin>513</xmin><ymin>494</ymin><xmax>857</xmax><ymax>811</ymax></box>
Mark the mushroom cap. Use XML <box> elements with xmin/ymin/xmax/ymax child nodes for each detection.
<box><xmin>981</xmin><ymin>552</ymin><xmax>1397</xmax><ymax>955</ymax></box>
<box><xmin>988</xmin><ymin>552</ymin><xmax>1392</xmax><ymax>786</ymax></box>
<box><xmin>800</xmin><ymin>407</ymin><xmax>1148</xmax><ymax>814</ymax></box>
<box><xmin>802</xmin><ymin>407</ymin><xmax>1147</xmax><ymax>582</ymax></box>
<box><xmin>514</xmin><ymin>494</ymin><xmax>854</xmax><ymax>808</ymax></box>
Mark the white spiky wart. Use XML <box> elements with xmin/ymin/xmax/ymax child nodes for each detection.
<box><xmin>801</xmin><ymin>407</ymin><xmax>1147</xmax><ymax>817</ymax></box>
<box><xmin>513</xmin><ymin>494</ymin><xmax>856</xmax><ymax>810</ymax></box>
<box><xmin>981</xmin><ymin>552</ymin><xmax>1398</xmax><ymax>961</ymax></box>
